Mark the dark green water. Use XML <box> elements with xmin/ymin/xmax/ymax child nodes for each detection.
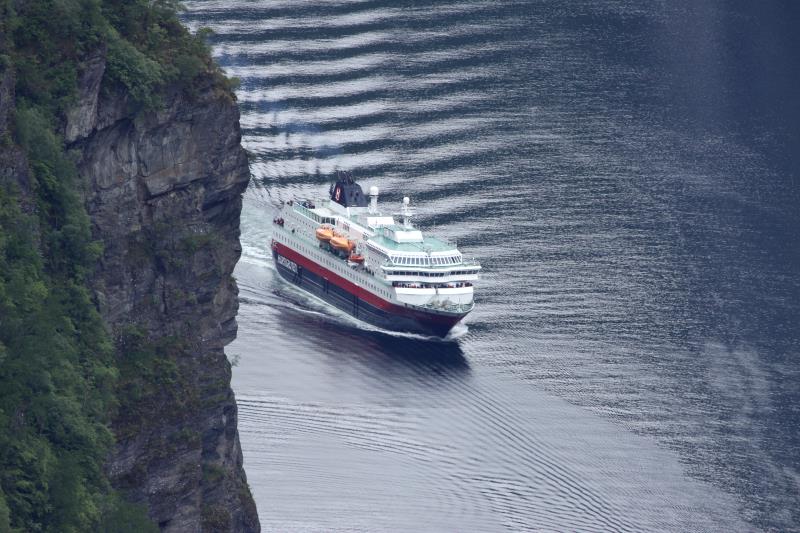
<box><xmin>183</xmin><ymin>1</ymin><xmax>800</xmax><ymax>530</ymax></box>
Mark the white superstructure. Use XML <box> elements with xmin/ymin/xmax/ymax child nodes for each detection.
<box><xmin>273</xmin><ymin>182</ymin><xmax>479</xmax><ymax>312</ymax></box>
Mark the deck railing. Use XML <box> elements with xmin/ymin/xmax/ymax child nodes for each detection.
<box><xmin>293</xmin><ymin>202</ymin><xmax>317</xmax><ymax>222</ymax></box>
<box><xmin>293</xmin><ymin>202</ymin><xmax>335</xmax><ymax>225</ymax></box>
<box><xmin>380</xmin><ymin>258</ymin><xmax>481</xmax><ymax>269</ymax></box>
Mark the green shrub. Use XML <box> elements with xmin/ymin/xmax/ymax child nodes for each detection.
<box><xmin>10</xmin><ymin>0</ymin><xmax>108</xmax><ymax>118</ymax></box>
<box><xmin>97</xmin><ymin>493</ymin><xmax>158</xmax><ymax>533</ymax></box>
<box><xmin>106</xmin><ymin>35</ymin><xmax>164</xmax><ymax>109</ymax></box>
<box><xmin>0</xmin><ymin>488</ymin><xmax>11</xmax><ymax>533</ymax></box>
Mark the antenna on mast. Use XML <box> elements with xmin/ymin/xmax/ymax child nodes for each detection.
<box><xmin>401</xmin><ymin>197</ymin><xmax>413</xmax><ymax>228</ymax></box>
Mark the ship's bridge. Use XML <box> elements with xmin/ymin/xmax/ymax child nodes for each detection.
<box><xmin>366</xmin><ymin>232</ymin><xmax>479</xmax><ymax>274</ymax></box>
<box><xmin>365</xmin><ymin>231</ymin><xmax>480</xmax><ymax>308</ymax></box>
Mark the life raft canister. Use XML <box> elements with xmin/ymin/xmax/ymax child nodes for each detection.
<box><xmin>330</xmin><ymin>235</ymin><xmax>355</xmax><ymax>251</ymax></box>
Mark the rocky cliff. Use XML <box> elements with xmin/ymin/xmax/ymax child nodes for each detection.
<box><xmin>65</xmin><ymin>52</ymin><xmax>258</xmax><ymax>532</ymax></box>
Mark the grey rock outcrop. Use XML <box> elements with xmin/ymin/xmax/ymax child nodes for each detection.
<box><xmin>64</xmin><ymin>46</ymin><xmax>106</xmax><ymax>143</ymax></box>
<box><xmin>67</xmin><ymin>52</ymin><xmax>259</xmax><ymax>532</ymax></box>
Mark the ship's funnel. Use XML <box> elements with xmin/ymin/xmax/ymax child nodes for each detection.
<box><xmin>369</xmin><ymin>186</ymin><xmax>379</xmax><ymax>214</ymax></box>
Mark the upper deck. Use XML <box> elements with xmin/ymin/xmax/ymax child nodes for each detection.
<box><xmin>285</xmin><ymin>176</ymin><xmax>480</xmax><ymax>277</ymax></box>
<box><xmin>369</xmin><ymin>232</ymin><xmax>452</xmax><ymax>253</ymax></box>
<box><xmin>293</xmin><ymin>199</ymin><xmax>460</xmax><ymax>253</ymax></box>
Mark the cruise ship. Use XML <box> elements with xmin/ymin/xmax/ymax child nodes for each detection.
<box><xmin>270</xmin><ymin>173</ymin><xmax>480</xmax><ymax>337</ymax></box>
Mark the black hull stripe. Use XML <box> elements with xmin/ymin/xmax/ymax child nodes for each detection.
<box><xmin>272</xmin><ymin>249</ymin><xmax>463</xmax><ymax>337</ymax></box>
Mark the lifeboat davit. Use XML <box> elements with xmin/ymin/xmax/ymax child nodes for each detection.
<box><xmin>348</xmin><ymin>254</ymin><xmax>364</xmax><ymax>263</ymax></box>
<box><xmin>316</xmin><ymin>226</ymin><xmax>334</xmax><ymax>241</ymax></box>
<box><xmin>330</xmin><ymin>235</ymin><xmax>355</xmax><ymax>251</ymax></box>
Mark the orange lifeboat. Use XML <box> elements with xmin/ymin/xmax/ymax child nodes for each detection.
<box><xmin>315</xmin><ymin>226</ymin><xmax>334</xmax><ymax>242</ymax></box>
<box><xmin>348</xmin><ymin>254</ymin><xmax>364</xmax><ymax>263</ymax></box>
<box><xmin>330</xmin><ymin>235</ymin><xmax>355</xmax><ymax>251</ymax></box>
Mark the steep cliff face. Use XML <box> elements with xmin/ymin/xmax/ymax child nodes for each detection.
<box><xmin>66</xmin><ymin>53</ymin><xmax>258</xmax><ymax>532</ymax></box>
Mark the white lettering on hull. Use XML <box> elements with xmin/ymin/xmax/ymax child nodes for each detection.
<box><xmin>277</xmin><ymin>254</ymin><xmax>298</xmax><ymax>273</ymax></box>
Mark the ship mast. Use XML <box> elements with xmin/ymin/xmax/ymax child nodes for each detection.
<box><xmin>401</xmin><ymin>196</ymin><xmax>413</xmax><ymax>228</ymax></box>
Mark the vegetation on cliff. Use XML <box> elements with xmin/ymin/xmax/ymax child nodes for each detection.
<box><xmin>0</xmin><ymin>1</ymin><xmax>235</xmax><ymax>531</ymax></box>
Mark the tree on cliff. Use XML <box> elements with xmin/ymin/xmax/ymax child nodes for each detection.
<box><xmin>0</xmin><ymin>0</ymin><xmax>238</xmax><ymax>531</ymax></box>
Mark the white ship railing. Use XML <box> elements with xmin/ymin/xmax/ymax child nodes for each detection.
<box><xmin>292</xmin><ymin>202</ymin><xmax>335</xmax><ymax>225</ymax></box>
<box><xmin>380</xmin><ymin>258</ymin><xmax>481</xmax><ymax>270</ymax></box>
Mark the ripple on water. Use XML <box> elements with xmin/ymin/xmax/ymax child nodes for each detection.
<box><xmin>187</xmin><ymin>0</ymin><xmax>799</xmax><ymax>530</ymax></box>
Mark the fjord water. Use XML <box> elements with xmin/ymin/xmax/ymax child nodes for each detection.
<box><xmin>182</xmin><ymin>1</ymin><xmax>800</xmax><ymax>530</ymax></box>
